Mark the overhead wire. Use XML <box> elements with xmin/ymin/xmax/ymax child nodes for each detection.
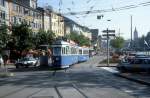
<box><xmin>62</xmin><ymin>1</ymin><xmax>150</xmax><ymax>15</ymax></box>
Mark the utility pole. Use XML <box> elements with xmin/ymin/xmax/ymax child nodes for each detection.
<box><xmin>131</xmin><ymin>15</ymin><xmax>133</xmax><ymax>49</ymax></box>
<box><xmin>102</xmin><ymin>28</ymin><xmax>115</xmax><ymax>66</ymax></box>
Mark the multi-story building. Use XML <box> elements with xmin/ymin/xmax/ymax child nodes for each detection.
<box><xmin>81</xmin><ymin>27</ymin><xmax>92</xmax><ymax>40</ymax></box>
<box><xmin>90</xmin><ymin>29</ymin><xmax>99</xmax><ymax>45</ymax></box>
<box><xmin>11</xmin><ymin>0</ymin><xmax>37</xmax><ymax>9</ymax></box>
<box><xmin>51</xmin><ymin>12</ymin><xmax>65</xmax><ymax>37</ymax></box>
<box><xmin>63</xmin><ymin>16</ymin><xmax>92</xmax><ymax>40</ymax></box>
<box><xmin>0</xmin><ymin>0</ymin><xmax>9</xmax><ymax>25</ymax></box>
<box><xmin>7</xmin><ymin>0</ymin><xmax>43</xmax><ymax>33</ymax></box>
<box><xmin>37</xmin><ymin>7</ymin><xmax>51</xmax><ymax>32</ymax></box>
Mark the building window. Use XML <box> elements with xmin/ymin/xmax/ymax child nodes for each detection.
<box><xmin>0</xmin><ymin>11</ymin><xmax>5</xmax><ymax>20</ymax></box>
<box><xmin>0</xmin><ymin>0</ymin><xmax>5</xmax><ymax>6</ymax></box>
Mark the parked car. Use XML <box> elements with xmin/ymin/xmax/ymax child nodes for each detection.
<box><xmin>117</xmin><ymin>56</ymin><xmax>150</xmax><ymax>73</ymax></box>
<box><xmin>15</xmin><ymin>57</ymin><xmax>39</xmax><ymax>68</ymax></box>
<box><xmin>0</xmin><ymin>55</ymin><xmax>3</xmax><ymax>66</ymax></box>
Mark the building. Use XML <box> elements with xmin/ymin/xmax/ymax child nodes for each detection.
<box><xmin>7</xmin><ymin>0</ymin><xmax>43</xmax><ymax>33</ymax></box>
<box><xmin>90</xmin><ymin>29</ymin><xmax>99</xmax><ymax>45</ymax></box>
<box><xmin>81</xmin><ymin>27</ymin><xmax>92</xmax><ymax>40</ymax></box>
<box><xmin>133</xmin><ymin>27</ymin><xmax>139</xmax><ymax>50</ymax></box>
<box><xmin>133</xmin><ymin>27</ymin><xmax>138</xmax><ymax>41</ymax></box>
<box><xmin>51</xmin><ymin>12</ymin><xmax>65</xmax><ymax>37</ymax></box>
<box><xmin>37</xmin><ymin>7</ymin><xmax>51</xmax><ymax>32</ymax></box>
<box><xmin>0</xmin><ymin>0</ymin><xmax>9</xmax><ymax>25</ymax></box>
<box><xmin>11</xmin><ymin>0</ymin><xmax>37</xmax><ymax>9</ymax></box>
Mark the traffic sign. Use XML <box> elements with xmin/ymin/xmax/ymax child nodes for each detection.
<box><xmin>102</xmin><ymin>34</ymin><xmax>115</xmax><ymax>36</ymax></box>
<box><xmin>102</xmin><ymin>30</ymin><xmax>115</xmax><ymax>33</ymax></box>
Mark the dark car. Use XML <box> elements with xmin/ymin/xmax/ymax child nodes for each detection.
<box><xmin>15</xmin><ymin>57</ymin><xmax>39</xmax><ymax>68</ymax></box>
<box><xmin>117</xmin><ymin>56</ymin><xmax>150</xmax><ymax>73</ymax></box>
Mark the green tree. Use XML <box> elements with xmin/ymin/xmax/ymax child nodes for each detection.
<box><xmin>67</xmin><ymin>32</ymin><xmax>91</xmax><ymax>46</ymax></box>
<box><xmin>11</xmin><ymin>22</ymin><xmax>33</xmax><ymax>51</ymax></box>
<box><xmin>110</xmin><ymin>36</ymin><xmax>125</xmax><ymax>50</ymax></box>
<box><xmin>0</xmin><ymin>24</ymin><xmax>10</xmax><ymax>49</ymax></box>
<box><xmin>34</xmin><ymin>29</ymin><xmax>56</xmax><ymax>46</ymax></box>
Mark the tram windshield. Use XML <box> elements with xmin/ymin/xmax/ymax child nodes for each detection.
<box><xmin>53</xmin><ymin>47</ymin><xmax>61</xmax><ymax>56</ymax></box>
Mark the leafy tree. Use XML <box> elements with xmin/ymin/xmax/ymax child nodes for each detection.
<box><xmin>34</xmin><ymin>29</ymin><xmax>56</xmax><ymax>46</ymax></box>
<box><xmin>11</xmin><ymin>22</ymin><xmax>33</xmax><ymax>51</ymax></box>
<box><xmin>110</xmin><ymin>36</ymin><xmax>125</xmax><ymax>50</ymax></box>
<box><xmin>0</xmin><ymin>24</ymin><xmax>10</xmax><ymax>49</ymax></box>
<box><xmin>67</xmin><ymin>32</ymin><xmax>91</xmax><ymax>46</ymax></box>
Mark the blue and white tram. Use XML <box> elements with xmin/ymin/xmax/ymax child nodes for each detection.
<box><xmin>51</xmin><ymin>40</ymin><xmax>78</xmax><ymax>68</ymax></box>
<box><xmin>78</xmin><ymin>47</ymin><xmax>89</xmax><ymax>62</ymax></box>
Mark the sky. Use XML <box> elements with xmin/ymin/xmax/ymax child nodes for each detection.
<box><xmin>37</xmin><ymin>0</ymin><xmax>150</xmax><ymax>40</ymax></box>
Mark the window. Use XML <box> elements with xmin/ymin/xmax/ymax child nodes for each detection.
<box><xmin>79</xmin><ymin>49</ymin><xmax>82</xmax><ymax>54</ymax></box>
<box><xmin>0</xmin><ymin>11</ymin><xmax>5</xmax><ymax>20</ymax></box>
<box><xmin>53</xmin><ymin>47</ymin><xmax>61</xmax><ymax>56</ymax></box>
<box><xmin>83</xmin><ymin>50</ymin><xmax>89</xmax><ymax>55</ymax></box>
<box><xmin>0</xmin><ymin>0</ymin><xmax>5</xmax><ymax>6</ymax></box>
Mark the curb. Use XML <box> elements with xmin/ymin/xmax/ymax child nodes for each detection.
<box><xmin>115</xmin><ymin>73</ymin><xmax>150</xmax><ymax>86</ymax></box>
<box><xmin>97</xmin><ymin>65</ymin><xmax>116</xmax><ymax>67</ymax></box>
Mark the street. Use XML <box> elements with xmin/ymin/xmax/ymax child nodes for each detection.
<box><xmin>0</xmin><ymin>56</ymin><xmax>150</xmax><ymax>98</ymax></box>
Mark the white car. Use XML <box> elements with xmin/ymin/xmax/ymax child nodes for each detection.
<box><xmin>15</xmin><ymin>57</ymin><xmax>38</xmax><ymax>68</ymax></box>
<box><xmin>0</xmin><ymin>55</ymin><xmax>3</xmax><ymax>66</ymax></box>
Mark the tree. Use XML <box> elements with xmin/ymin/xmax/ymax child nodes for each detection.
<box><xmin>0</xmin><ymin>24</ymin><xmax>10</xmax><ymax>49</ymax></box>
<box><xmin>11</xmin><ymin>22</ymin><xmax>33</xmax><ymax>51</ymax></box>
<box><xmin>110</xmin><ymin>37</ymin><xmax>125</xmax><ymax>50</ymax></box>
<box><xmin>67</xmin><ymin>32</ymin><xmax>91</xmax><ymax>46</ymax></box>
<box><xmin>34</xmin><ymin>29</ymin><xmax>56</xmax><ymax>46</ymax></box>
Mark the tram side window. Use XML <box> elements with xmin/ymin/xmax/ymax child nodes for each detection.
<box><xmin>83</xmin><ymin>50</ymin><xmax>89</xmax><ymax>55</ymax></box>
<box><xmin>66</xmin><ymin>46</ymin><xmax>70</xmax><ymax>54</ymax></box>
<box><xmin>79</xmin><ymin>49</ymin><xmax>82</xmax><ymax>54</ymax></box>
<box><xmin>53</xmin><ymin>47</ymin><xmax>61</xmax><ymax>55</ymax></box>
<box><xmin>62</xmin><ymin>47</ymin><xmax>65</xmax><ymax>54</ymax></box>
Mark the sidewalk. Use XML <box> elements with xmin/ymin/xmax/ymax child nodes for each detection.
<box><xmin>116</xmin><ymin>72</ymin><xmax>150</xmax><ymax>86</ymax></box>
<box><xmin>97</xmin><ymin>63</ymin><xmax>117</xmax><ymax>67</ymax></box>
<box><xmin>98</xmin><ymin>63</ymin><xmax>150</xmax><ymax>86</ymax></box>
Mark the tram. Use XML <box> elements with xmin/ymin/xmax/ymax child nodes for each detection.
<box><xmin>78</xmin><ymin>47</ymin><xmax>89</xmax><ymax>62</ymax></box>
<box><xmin>51</xmin><ymin>40</ymin><xmax>89</xmax><ymax>68</ymax></box>
<box><xmin>51</xmin><ymin>40</ymin><xmax>78</xmax><ymax>68</ymax></box>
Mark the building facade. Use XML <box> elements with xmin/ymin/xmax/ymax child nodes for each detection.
<box><xmin>0</xmin><ymin>0</ymin><xmax>9</xmax><ymax>25</ymax></box>
<box><xmin>90</xmin><ymin>29</ymin><xmax>99</xmax><ymax>45</ymax></box>
<box><xmin>7</xmin><ymin>0</ymin><xmax>43</xmax><ymax>33</ymax></box>
<box><xmin>51</xmin><ymin>12</ymin><xmax>65</xmax><ymax>37</ymax></box>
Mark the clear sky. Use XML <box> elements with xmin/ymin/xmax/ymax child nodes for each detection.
<box><xmin>38</xmin><ymin>0</ymin><xmax>150</xmax><ymax>40</ymax></box>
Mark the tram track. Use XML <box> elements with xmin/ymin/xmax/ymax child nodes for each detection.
<box><xmin>0</xmin><ymin>86</ymin><xmax>27</xmax><ymax>98</ymax></box>
<box><xmin>26</xmin><ymin>88</ymin><xmax>45</xmax><ymax>98</ymax></box>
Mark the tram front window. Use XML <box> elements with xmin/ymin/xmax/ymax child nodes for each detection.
<box><xmin>53</xmin><ymin>47</ymin><xmax>61</xmax><ymax>56</ymax></box>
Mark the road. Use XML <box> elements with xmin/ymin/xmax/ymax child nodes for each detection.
<box><xmin>0</xmin><ymin>56</ymin><xmax>150</xmax><ymax>98</ymax></box>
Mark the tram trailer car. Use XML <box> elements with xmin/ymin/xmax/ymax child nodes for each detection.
<box><xmin>51</xmin><ymin>40</ymin><xmax>78</xmax><ymax>68</ymax></box>
<box><xmin>78</xmin><ymin>47</ymin><xmax>89</xmax><ymax>62</ymax></box>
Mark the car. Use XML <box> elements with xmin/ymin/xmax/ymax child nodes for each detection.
<box><xmin>15</xmin><ymin>57</ymin><xmax>39</xmax><ymax>68</ymax></box>
<box><xmin>117</xmin><ymin>56</ymin><xmax>150</xmax><ymax>73</ymax></box>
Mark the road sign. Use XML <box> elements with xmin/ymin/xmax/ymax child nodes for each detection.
<box><xmin>102</xmin><ymin>30</ymin><xmax>115</xmax><ymax>33</ymax></box>
<box><xmin>102</xmin><ymin>34</ymin><xmax>115</xmax><ymax>36</ymax></box>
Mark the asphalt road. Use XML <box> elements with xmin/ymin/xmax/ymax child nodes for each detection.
<box><xmin>0</xmin><ymin>56</ymin><xmax>150</xmax><ymax>98</ymax></box>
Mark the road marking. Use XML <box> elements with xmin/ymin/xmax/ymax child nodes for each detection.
<box><xmin>100</xmin><ymin>67</ymin><xmax>119</xmax><ymax>73</ymax></box>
